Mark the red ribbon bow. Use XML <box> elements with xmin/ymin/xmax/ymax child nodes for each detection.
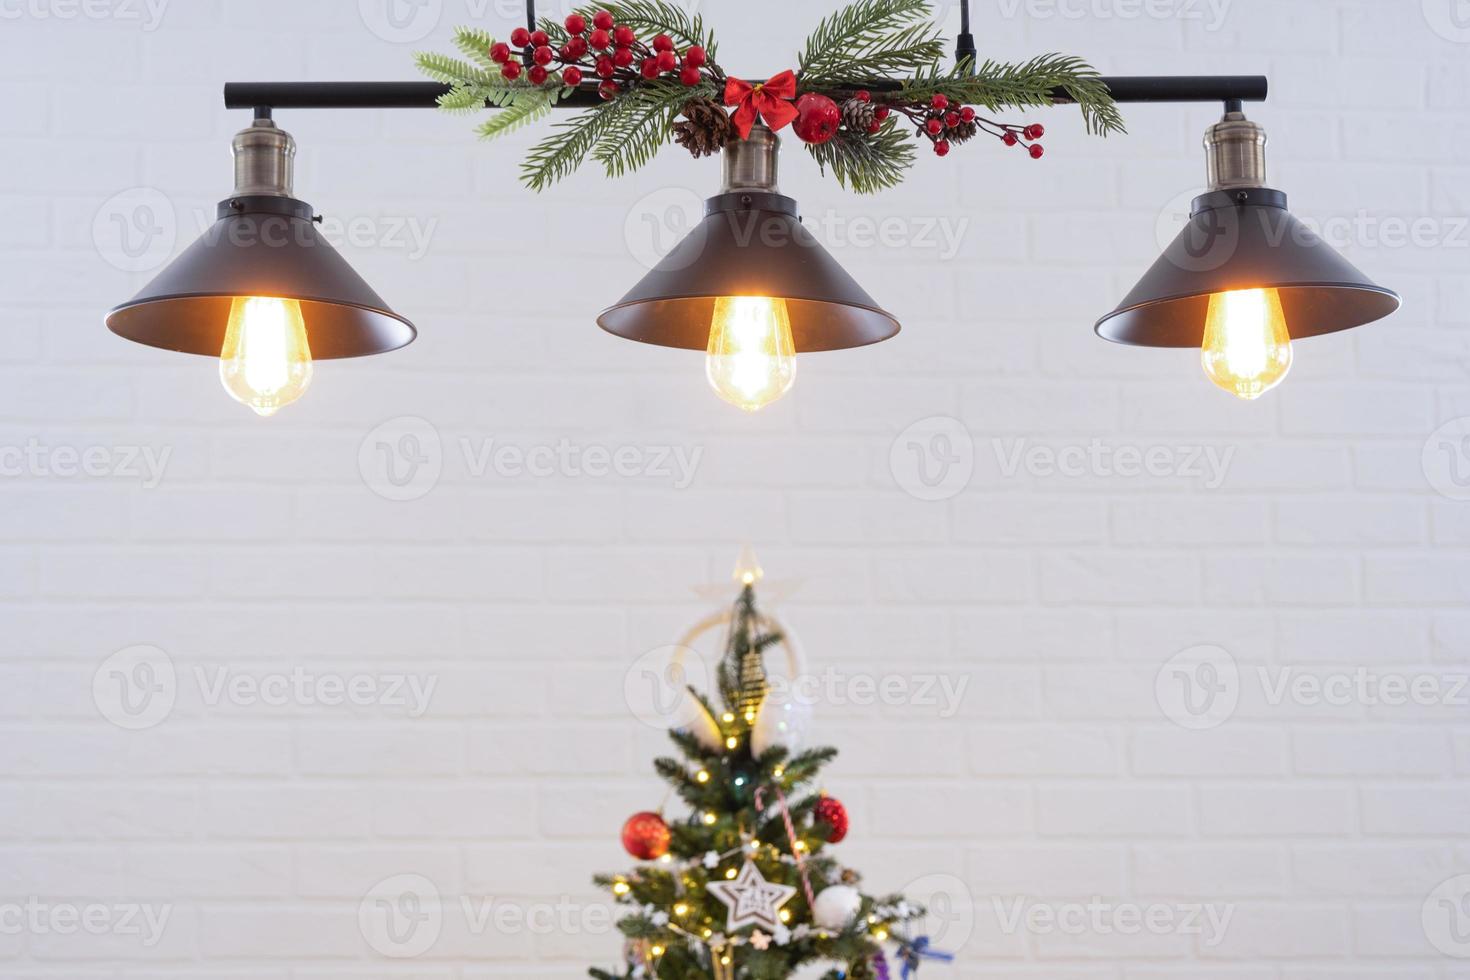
<box><xmin>723</xmin><ymin>70</ymin><xmax>799</xmax><ymax>140</ymax></box>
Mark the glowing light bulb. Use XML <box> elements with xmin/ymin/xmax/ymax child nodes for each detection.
<box><xmin>219</xmin><ymin>295</ymin><xmax>313</xmax><ymax>416</ymax></box>
<box><xmin>1200</xmin><ymin>287</ymin><xmax>1292</xmax><ymax>400</ymax></box>
<box><xmin>705</xmin><ymin>296</ymin><xmax>796</xmax><ymax>411</ymax></box>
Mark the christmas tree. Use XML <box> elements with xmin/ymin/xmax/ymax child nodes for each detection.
<box><xmin>590</xmin><ymin>573</ymin><xmax>937</xmax><ymax>980</ymax></box>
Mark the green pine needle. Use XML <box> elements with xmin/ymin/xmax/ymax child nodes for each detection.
<box><xmin>799</xmin><ymin>0</ymin><xmax>942</xmax><ymax>87</ymax></box>
<box><xmin>806</xmin><ymin>118</ymin><xmax>916</xmax><ymax>194</ymax></box>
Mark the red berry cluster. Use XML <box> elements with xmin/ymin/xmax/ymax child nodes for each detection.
<box><xmin>489</xmin><ymin>9</ymin><xmax>710</xmax><ymax>100</ymax></box>
<box><xmin>887</xmin><ymin>92</ymin><xmax>1046</xmax><ymax>159</ymax></box>
<box><xmin>847</xmin><ymin>90</ymin><xmax>892</xmax><ymax>135</ymax></box>
<box><xmin>999</xmin><ymin>121</ymin><xmax>1046</xmax><ymax>159</ymax></box>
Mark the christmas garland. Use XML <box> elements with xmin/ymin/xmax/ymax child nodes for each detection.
<box><xmin>416</xmin><ymin>0</ymin><xmax>1125</xmax><ymax>193</ymax></box>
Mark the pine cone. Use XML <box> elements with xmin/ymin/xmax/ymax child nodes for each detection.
<box><xmin>673</xmin><ymin>98</ymin><xmax>733</xmax><ymax>158</ymax></box>
<box><xmin>948</xmin><ymin>119</ymin><xmax>980</xmax><ymax>144</ymax></box>
<box><xmin>841</xmin><ymin>868</ymin><xmax>860</xmax><ymax>885</ymax></box>
<box><xmin>840</xmin><ymin>97</ymin><xmax>876</xmax><ymax>132</ymax></box>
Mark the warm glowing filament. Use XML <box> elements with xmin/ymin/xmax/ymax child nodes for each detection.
<box><xmin>705</xmin><ymin>296</ymin><xmax>797</xmax><ymax>411</ymax></box>
<box><xmin>219</xmin><ymin>296</ymin><xmax>313</xmax><ymax>416</ymax></box>
<box><xmin>1200</xmin><ymin>287</ymin><xmax>1292</xmax><ymax>400</ymax></box>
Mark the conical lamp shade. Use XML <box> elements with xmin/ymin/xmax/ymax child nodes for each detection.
<box><xmin>1096</xmin><ymin>189</ymin><xmax>1399</xmax><ymax>347</ymax></box>
<box><xmin>106</xmin><ymin>200</ymin><xmax>415</xmax><ymax>359</ymax></box>
<box><xmin>597</xmin><ymin>201</ymin><xmax>899</xmax><ymax>352</ymax></box>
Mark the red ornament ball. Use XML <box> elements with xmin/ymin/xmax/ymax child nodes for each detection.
<box><xmin>684</xmin><ymin>45</ymin><xmax>707</xmax><ymax>67</ymax></box>
<box><xmin>489</xmin><ymin>41</ymin><xmax>511</xmax><ymax>63</ymax></box>
<box><xmin>564</xmin><ymin>13</ymin><xmax>587</xmax><ymax>34</ymax></box>
<box><xmin>562</xmin><ymin>66</ymin><xmax>583</xmax><ymax>87</ymax></box>
<box><xmin>814</xmin><ymin>795</ymin><xmax>849</xmax><ymax>843</ymax></box>
<box><xmin>680</xmin><ymin>65</ymin><xmax>703</xmax><ymax>86</ymax></box>
<box><xmin>933</xmin><ymin>139</ymin><xmax>951</xmax><ymax>157</ymax></box>
<box><xmin>621</xmin><ymin>811</ymin><xmax>671</xmax><ymax>860</ymax></box>
<box><xmin>792</xmin><ymin>93</ymin><xmax>841</xmax><ymax>145</ymax></box>
<box><xmin>500</xmin><ymin>61</ymin><xmax>522</xmax><ymax>80</ymax></box>
<box><xmin>1029</xmin><ymin>143</ymin><xmax>1045</xmax><ymax>159</ymax></box>
<box><xmin>592</xmin><ymin>9</ymin><xmax>615</xmax><ymax>30</ymax></box>
<box><xmin>589</xmin><ymin>27</ymin><xmax>611</xmax><ymax>49</ymax></box>
<box><xmin>510</xmin><ymin>26</ymin><xmax>530</xmax><ymax>47</ymax></box>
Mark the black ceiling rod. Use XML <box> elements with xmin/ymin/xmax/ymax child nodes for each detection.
<box><xmin>956</xmin><ymin>0</ymin><xmax>977</xmax><ymax>72</ymax></box>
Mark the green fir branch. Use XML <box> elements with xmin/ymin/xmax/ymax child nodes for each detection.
<box><xmin>453</xmin><ymin>25</ymin><xmax>503</xmax><ymax>71</ymax></box>
<box><xmin>806</xmin><ymin>119</ymin><xmax>915</xmax><ymax>194</ymax></box>
<box><xmin>475</xmin><ymin>87</ymin><xmax>558</xmax><ymax>140</ymax></box>
<box><xmin>594</xmin><ymin>78</ymin><xmax>717</xmax><ymax>178</ymax></box>
<box><xmin>904</xmin><ymin>54</ymin><xmax>1125</xmax><ymax>136</ymax></box>
<box><xmin>601</xmin><ymin>0</ymin><xmax>718</xmax><ymax>63</ymax></box>
<box><xmin>520</xmin><ymin>99</ymin><xmax>632</xmax><ymax>190</ymax></box>
<box><xmin>415</xmin><ymin>51</ymin><xmax>496</xmax><ymax>88</ymax></box>
<box><xmin>799</xmin><ymin>0</ymin><xmax>942</xmax><ymax>86</ymax></box>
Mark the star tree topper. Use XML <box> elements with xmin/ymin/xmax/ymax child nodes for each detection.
<box><xmin>707</xmin><ymin>860</ymin><xmax>797</xmax><ymax>932</ymax></box>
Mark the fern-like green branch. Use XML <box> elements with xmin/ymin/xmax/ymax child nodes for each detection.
<box><xmin>806</xmin><ymin>118</ymin><xmax>916</xmax><ymax>194</ymax></box>
<box><xmin>905</xmin><ymin>54</ymin><xmax>1126</xmax><ymax>136</ymax></box>
<box><xmin>799</xmin><ymin>0</ymin><xmax>943</xmax><ymax>87</ymax></box>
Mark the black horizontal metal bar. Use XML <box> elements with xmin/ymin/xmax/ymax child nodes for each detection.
<box><xmin>224</xmin><ymin>75</ymin><xmax>1267</xmax><ymax>111</ymax></box>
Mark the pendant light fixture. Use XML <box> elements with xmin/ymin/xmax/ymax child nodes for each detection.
<box><xmin>105</xmin><ymin>115</ymin><xmax>415</xmax><ymax>416</ymax></box>
<box><xmin>595</xmin><ymin>123</ymin><xmax>900</xmax><ymax>412</ymax></box>
<box><xmin>1095</xmin><ymin>105</ymin><xmax>1399</xmax><ymax>400</ymax></box>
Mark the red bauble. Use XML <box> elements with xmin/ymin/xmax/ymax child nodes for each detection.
<box><xmin>684</xmin><ymin>45</ymin><xmax>707</xmax><ymax>67</ymax></box>
<box><xmin>814</xmin><ymin>795</ymin><xmax>849</xmax><ymax>843</ymax></box>
<box><xmin>563</xmin><ymin>66</ymin><xmax>584</xmax><ymax>87</ymax></box>
<box><xmin>510</xmin><ymin>26</ymin><xmax>531</xmax><ymax>47</ymax></box>
<box><xmin>792</xmin><ymin>93</ymin><xmax>841</xmax><ymax>145</ymax></box>
<box><xmin>564</xmin><ymin>13</ymin><xmax>587</xmax><ymax>34</ymax></box>
<box><xmin>621</xmin><ymin>811</ymin><xmax>671</xmax><ymax>860</ymax></box>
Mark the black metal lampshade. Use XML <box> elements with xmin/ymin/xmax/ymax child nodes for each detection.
<box><xmin>597</xmin><ymin>193</ymin><xmax>899</xmax><ymax>352</ymax></box>
<box><xmin>105</xmin><ymin>196</ymin><xmax>415</xmax><ymax>359</ymax></box>
<box><xmin>1095</xmin><ymin>187</ymin><xmax>1400</xmax><ymax>347</ymax></box>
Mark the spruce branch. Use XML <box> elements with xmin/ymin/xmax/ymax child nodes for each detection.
<box><xmin>594</xmin><ymin>78</ymin><xmax>718</xmax><ymax>178</ymax></box>
<box><xmin>799</xmin><ymin>0</ymin><xmax>942</xmax><ymax>87</ymax></box>
<box><xmin>475</xmin><ymin>87</ymin><xmax>558</xmax><ymax>141</ymax></box>
<box><xmin>806</xmin><ymin>119</ymin><xmax>915</xmax><ymax>194</ymax></box>
<box><xmin>904</xmin><ymin>54</ymin><xmax>1125</xmax><ymax>136</ymax></box>
<box><xmin>521</xmin><ymin>100</ymin><xmax>634</xmax><ymax>191</ymax></box>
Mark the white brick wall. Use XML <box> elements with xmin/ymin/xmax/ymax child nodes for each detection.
<box><xmin>1</xmin><ymin>0</ymin><xmax>1468</xmax><ymax>975</ymax></box>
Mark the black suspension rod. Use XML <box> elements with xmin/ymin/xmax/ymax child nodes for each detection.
<box><xmin>223</xmin><ymin>75</ymin><xmax>1266</xmax><ymax>111</ymax></box>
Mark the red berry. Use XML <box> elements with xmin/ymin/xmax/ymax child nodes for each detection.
<box><xmin>529</xmin><ymin>29</ymin><xmax>549</xmax><ymax>46</ymax></box>
<box><xmin>529</xmin><ymin>65</ymin><xmax>548</xmax><ymax>84</ymax></box>
<box><xmin>533</xmin><ymin>44</ymin><xmax>554</xmax><ymax>65</ymax></box>
<box><xmin>563</xmin><ymin>66</ymin><xmax>583</xmax><ymax>86</ymax></box>
<box><xmin>1029</xmin><ymin>143</ymin><xmax>1045</xmax><ymax>159</ymax></box>
<box><xmin>565</xmin><ymin>35</ymin><xmax>588</xmax><ymax>57</ymax></box>
<box><xmin>489</xmin><ymin>41</ymin><xmax>511</xmax><ymax>63</ymax></box>
<box><xmin>501</xmin><ymin>61</ymin><xmax>522</xmax><ymax>80</ymax></box>
<box><xmin>594</xmin><ymin>56</ymin><xmax>616</xmax><ymax>78</ymax></box>
<box><xmin>592</xmin><ymin>9</ymin><xmax>614</xmax><ymax>30</ymax></box>
<box><xmin>510</xmin><ymin>26</ymin><xmax>530</xmax><ymax>47</ymax></box>
<box><xmin>925</xmin><ymin>117</ymin><xmax>943</xmax><ymax>135</ymax></box>
<box><xmin>867</xmin><ymin>120</ymin><xmax>882</xmax><ymax>133</ymax></box>
<box><xmin>613</xmin><ymin>25</ymin><xmax>635</xmax><ymax>46</ymax></box>
<box><xmin>598</xmin><ymin>80</ymin><xmax>621</xmax><ymax>100</ymax></box>
<box><xmin>652</xmin><ymin>33</ymin><xmax>674</xmax><ymax>52</ymax></box>
<box><xmin>680</xmin><ymin>65</ymin><xmax>702</xmax><ymax>86</ymax></box>
<box><xmin>640</xmin><ymin>58</ymin><xmax>660</xmax><ymax>79</ymax></box>
<box><xmin>1002</xmin><ymin>132</ymin><xmax>1018</xmax><ymax>146</ymax></box>
<box><xmin>589</xmin><ymin>28</ymin><xmax>611</xmax><ymax>49</ymax></box>
<box><xmin>931</xmin><ymin>93</ymin><xmax>948</xmax><ymax>110</ymax></box>
<box><xmin>1025</xmin><ymin>123</ymin><xmax>1045</xmax><ymax>140</ymax></box>
<box><xmin>612</xmin><ymin>46</ymin><xmax>634</xmax><ymax>67</ymax></box>
<box><xmin>944</xmin><ymin>111</ymin><xmax>959</xmax><ymax>128</ymax></box>
<box><xmin>854</xmin><ymin>89</ymin><xmax>870</xmax><ymax>102</ymax></box>
<box><xmin>934</xmin><ymin>139</ymin><xmax>950</xmax><ymax>156</ymax></box>
<box><xmin>960</xmin><ymin>106</ymin><xmax>976</xmax><ymax>122</ymax></box>
<box><xmin>684</xmin><ymin>45</ymin><xmax>706</xmax><ymax>67</ymax></box>
<box><xmin>564</xmin><ymin>13</ymin><xmax>586</xmax><ymax>34</ymax></box>
<box><xmin>873</xmin><ymin>106</ymin><xmax>890</xmax><ymax>121</ymax></box>
<box><xmin>655</xmin><ymin>49</ymin><xmax>677</xmax><ymax>72</ymax></box>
